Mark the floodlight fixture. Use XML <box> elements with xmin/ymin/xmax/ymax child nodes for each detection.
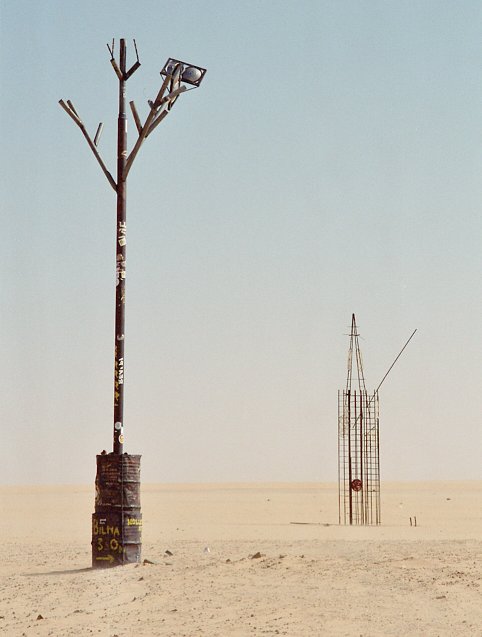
<box><xmin>161</xmin><ymin>58</ymin><xmax>207</xmax><ymax>87</ymax></box>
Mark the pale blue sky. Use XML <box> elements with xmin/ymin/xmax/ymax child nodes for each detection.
<box><xmin>1</xmin><ymin>0</ymin><xmax>481</xmax><ymax>484</ymax></box>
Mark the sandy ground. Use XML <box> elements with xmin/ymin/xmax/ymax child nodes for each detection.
<box><xmin>1</xmin><ymin>481</ymin><xmax>481</xmax><ymax>636</ymax></box>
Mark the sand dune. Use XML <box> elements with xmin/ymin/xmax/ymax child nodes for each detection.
<box><xmin>1</xmin><ymin>482</ymin><xmax>481</xmax><ymax>635</ymax></box>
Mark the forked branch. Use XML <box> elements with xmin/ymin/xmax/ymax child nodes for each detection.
<box><xmin>59</xmin><ymin>99</ymin><xmax>117</xmax><ymax>191</ymax></box>
<box><xmin>123</xmin><ymin>78</ymin><xmax>187</xmax><ymax>179</ymax></box>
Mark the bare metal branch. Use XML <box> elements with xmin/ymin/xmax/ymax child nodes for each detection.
<box><xmin>59</xmin><ymin>99</ymin><xmax>83</xmax><ymax>126</ymax></box>
<box><xmin>153</xmin><ymin>73</ymin><xmax>171</xmax><ymax>107</ymax></box>
<box><xmin>81</xmin><ymin>130</ymin><xmax>117</xmax><ymax>191</ymax></box>
<box><xmin>125</xmin><ymin>61</ymin><xmax>141</xmax><ymax>80</ymax></box>
<box><xmin>160</xmin><ymin>85</ymin><xmax>187</xmax><ymax>106</ymax></box>
<box><xmin>129</xmin><ymin>101</ymin><xmax>142</xmax><ymax>135</ymax></box>
<box><xmin>123</xmin><ymin>76</ymin><xmax>171</xmax><ymax>178</ymax></box>
<box><xmin>67</xmin><ymin>100</ymin><xmax>79</xmax><ymax>117</ymax></box>
<box><xmin>94</xmin><ymin>123</ymin><xmax>104</xmax><ymax>147</ymax></box>
<box><xmin>110</xmin><ymin>58</ymin><xmax>123</xmax><ymax>80</ymax></box>
<box><xmin>146</xmin><ymin>109</ymin><xmax>169</xmax><ymax>137</ymax></box>
<box><xmin>123</xmin><ymin>121</ymin><xmax>154</xmax><ymax>178</ymax></box>
<box><xmin>123</xmin><ymin>78</ymin><xmax>189</xmax><ymax>178</ymax></box>
<box><xmin>145</xmin><ymin>86</ymin><xmax>189</xmax><ymax>137</ymax></box>
<box><xmin>59</xmin><ymin>99</ymin><xmax>116</xmax><ymax>191</ymax></box>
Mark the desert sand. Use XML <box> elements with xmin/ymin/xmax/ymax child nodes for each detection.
<box><xmin>1</xmin><ymin>481</ymin><xmax>481</xmax><ymax>636</ymax></box>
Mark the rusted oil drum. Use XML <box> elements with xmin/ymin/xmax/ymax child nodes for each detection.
<box><xmin>95</xmin><ymin>453</ymin><xmax>141</xmax><ymax>509</ymax></box>
<box><xmin>92</xmin><ymin>453</ymin><xmax>142</xmax><ymax>568</ymax></box>
<box><xmin>92</xmin><ymin>510</ymin><xmax>142</xmax><ymax>567</ymax></box>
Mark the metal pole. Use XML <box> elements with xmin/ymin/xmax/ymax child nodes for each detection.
<box><xmin>113</xmin><ymin>39</ymin><xmax>127</xmax><ymax>454</ymax></box>
<box><xmin>60</xmin><ymin>42</ymin><xmax>206</xmax><ymax>566</ymax></box>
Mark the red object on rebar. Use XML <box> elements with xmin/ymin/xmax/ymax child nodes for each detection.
<box><xmin>351</xmin><ymin>479</ymin><xmax>362</xmax><ymax>492</ymax></box>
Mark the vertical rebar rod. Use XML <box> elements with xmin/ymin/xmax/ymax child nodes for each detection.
<box><xmin>366</xmin><ymin>394</ymin><xmax>369</xmax><ymax>522</ymax></box>
<box><xmin>113</xmin><ymin>39</ymin><xmax>127</xmax><ymax>454</ymax></box>
<box><xmin>342</xmin><ymin>391</ymin><xmax>348</xmax><ymax>524</ymax></box>
<box><xmin>376</xmin><ymin>397</ymin><xmax>381</xmax><ymax>524</ymax></box>
<box><xmin>338</xmin><ymin>390</ymin><xmax>343</xmax><ymax>524</ymax></box>
<box><xmin>359</xmin><ymin>391</ymin><xmax>364</xmax><ymax>524</ymax></box>
<box><xmin>367</xmin><ymin>394</ymin><xmax>372</xmax><ymax>523</ymax></box>
<box><xmin>347</xmin><ymin>390</ymin><xmax>352</xmax><ymax>525</ymax></box>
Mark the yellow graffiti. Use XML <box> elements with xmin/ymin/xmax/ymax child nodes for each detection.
<box><xmin>127</xmin><ymin>518</ymin><xmax>142</xmax><ymax>526</ymax></box>
<box><xmin>96</xmin><ymin>536</ymin><xmax>123</xmax><ymax>555</ymax></box>
<box><xmin>92</xmin><ymin>518</ymin><xmax>120</xmax><ymax>537</ymax></box>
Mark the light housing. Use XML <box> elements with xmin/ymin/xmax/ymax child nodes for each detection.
<box><xmin>160</xmin><ymin>58</ymin><xmax>207</xmax><ymax>87</ymax></box>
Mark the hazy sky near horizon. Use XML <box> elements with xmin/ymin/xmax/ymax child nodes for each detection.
<box><xmin>1</xmin><ymin>0</ymin><xmax>481</xmax><ymax>485</ymax></box>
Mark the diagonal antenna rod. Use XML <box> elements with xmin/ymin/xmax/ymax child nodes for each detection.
<box><xmin>375</xmin><ymin>329</ymin><xmax>417</xmax><ymax>394</ymax></box>
<box><xmin>353</xmin><ymin>327</ymin><xmax>417</xmax><ymax>426</ymax></box>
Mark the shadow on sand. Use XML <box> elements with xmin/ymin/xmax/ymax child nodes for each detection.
<box><xmin>22</xmin><ymin>566</ymin><xmax>93</xmax><ymax>576</ymax></box>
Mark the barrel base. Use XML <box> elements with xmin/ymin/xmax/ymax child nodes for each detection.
<box><xmin>91</xmin><ymin>510</ymin><xmax>142</xmax><ymax>567</ymax></box>
<box><xmin>92</xmin><ymin>453</ymin><xmax>142</xmax><ymax>568</ymax></box>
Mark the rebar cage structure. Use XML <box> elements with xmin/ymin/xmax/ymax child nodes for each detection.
<box><xmin>338</xmin><ymin>315</ymin><xmax>381</xmax><ymax>525</ymax></box>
